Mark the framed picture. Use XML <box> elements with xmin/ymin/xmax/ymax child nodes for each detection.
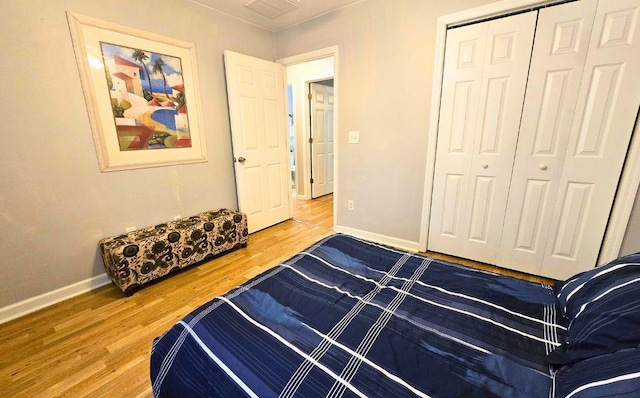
<box><xmin>67</xmin><ymin>12</ymin><xmax>207</xmax><ymax>172</ymax></box>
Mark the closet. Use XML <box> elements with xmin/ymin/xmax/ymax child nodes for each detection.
<box><xmin>428</xmin><ymin>0</ymin><xmax>640</xmax><ymax>279</ymax></box>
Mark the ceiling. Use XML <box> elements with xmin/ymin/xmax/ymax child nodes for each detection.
<box><xmin>189</xmin><ymin>0</ymin><xmax>364</xmax><ymax>32</ymax></box>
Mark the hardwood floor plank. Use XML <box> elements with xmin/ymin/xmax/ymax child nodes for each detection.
<box><xmin>0</xmin><ymin>195</ymin><xmax>554</xmax><ymax>396</ymax></box>
<box><xmin>42</xmin><ymin>360</ymin><xmax>107</xmax><ymax>397</ymax></box>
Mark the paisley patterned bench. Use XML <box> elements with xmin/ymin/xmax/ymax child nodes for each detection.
<box><xmin>99</xmin><ymin>209</ymin><xmax>248</xmax><ymax>295</ymax></box>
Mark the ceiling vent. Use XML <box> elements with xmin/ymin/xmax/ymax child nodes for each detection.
<box><xmin>244</xmin><ymin>0</ymin><xmax>300</xmax><ymax>19</ymax></box>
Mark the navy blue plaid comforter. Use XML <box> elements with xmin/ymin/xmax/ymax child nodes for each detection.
<box><xmin>151</xmin><ymin>234</ymin><xmax>564</xmax><ymax>397</ymax></box>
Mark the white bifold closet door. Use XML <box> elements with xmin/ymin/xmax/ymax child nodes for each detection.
<box><xmin>499</xmin><ymin>0</ymin><xmax>640</xmax><ymax>280</ymax></box>
<box><xmin>429</xmin><ymin>0</ymin><xmax>640</xmax><ymax>279</ymax></box>
<box><xmin>428</xmin><ymin>11</ymin><xmax>537</xmax><ymax>264</ymax></box>
<box><xmin>498</xmin><ymin>0</ymin><xmax>599</xmax><ymax>276</ymax></box>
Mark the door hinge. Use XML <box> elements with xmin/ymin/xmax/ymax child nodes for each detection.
<box><xmin>308</xmin><ymin>93</ymin><xmax>312</xmax><ymax>100</ymax></box>
<box><xmin>309</xmin><ymin>137</ymin><xmax>313</xmax><ymax>144</ymax></box>
<box><xmin>310</xmin><ymin>178</ymin><xmax>314</xmax><ymax>183</ymax></box>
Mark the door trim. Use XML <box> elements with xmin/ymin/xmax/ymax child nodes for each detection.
<box><xmin>277</xmin><ymin>46</ymin><xmax>339</xmax><ymax>230</ymax></box>
<box><xmin>418</xmin><ymin>0</ymin><xmax>640</xmax><ymax>266</ymax></box>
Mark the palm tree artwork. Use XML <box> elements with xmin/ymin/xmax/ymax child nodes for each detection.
<box><xmin>99</xmin><ymin>42</ymin><xmax>191</xmax><ymax>151</ymax></box>
<box><xmin>131</xmin><ymin>49</ymin><xmax>152</xmax><ymax>96</ymax></box>
<box><xmin>152</xmin><ymin>57</ymin><xmax>170</xmax><ymax>97</ymax></box>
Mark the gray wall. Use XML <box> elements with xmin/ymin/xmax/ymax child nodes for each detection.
<box><xmin>3</xmin><ymin>0</ymin><xmax>639</xmax><ymax>310</ymax></box>
<box><xmin>0</xmin><ymin>0</ymin><xmax>274</xmax><ymax>307</ymax></box>
<box><xmin>276</xmin><ymin>0</ymin><xmax>640</xmax><ymax>255</ymax></box>
<box><xmin>275</xmin><ymin>0</ymin><xmax>498</xmax><ymax>242</ymax></box>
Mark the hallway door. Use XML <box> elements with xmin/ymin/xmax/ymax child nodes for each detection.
<box><xmin>310</xmin><ymin>82</ymin><xmax>335</xmax><ymax>198</ymax></box>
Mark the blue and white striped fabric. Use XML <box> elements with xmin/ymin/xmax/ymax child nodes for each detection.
<box><xmin>150</xmin><ymin>234</ymin><xmax>565</xmax><ymax>397</ymax></box>
<box><xmin>554</xmin><ymin>346</ymin><xmax>640</xmax><ymax>397</ymax></box>
<box><xmin>551</xmin><ymin>253</ymin><xmax>640</xmax><ymax>364</ymax></box>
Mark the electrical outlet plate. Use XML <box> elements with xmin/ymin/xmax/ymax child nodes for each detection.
<box><xmin>348</xmin><ymin>131</ymin><xmax>360</xmax><ymax>144</ymax></box>
<box><xmin>348</xmin><ymin>200</ymin><xmax>355</xmax><ymax>210</ymax></box>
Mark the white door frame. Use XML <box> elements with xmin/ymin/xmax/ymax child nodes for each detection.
<box><xmin>286</xmin><ymin>73</ymin><xmax>334</xmax><ymax>201</ymax></box>
<box><xmin>277</xmin><ymin>46</ymin><xmax>339</xmax><ymax>229</ymax></box>
<box><xmin>418</xmin><ymin>0</ymin><xmax>640</xmax><ymax>266</ymax></box>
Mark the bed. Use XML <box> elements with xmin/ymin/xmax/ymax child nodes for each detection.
<box><xmin>150</xmin><ymin>234</ymin><xmax>640</xmax><ymax>397</ymax></box>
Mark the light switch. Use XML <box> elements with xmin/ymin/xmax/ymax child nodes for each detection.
<box><xmin>348</xmin><ymin>131</ymin><xmax>360</xmax><ymax>144</ymax></box>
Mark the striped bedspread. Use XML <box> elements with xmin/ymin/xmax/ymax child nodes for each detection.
<box><xmin>150</xmin><ymin>234</ymin><xmax>565</xmax><ymax>397</ymax></box>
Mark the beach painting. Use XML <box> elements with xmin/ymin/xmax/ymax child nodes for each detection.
<box><xmin>67</xmin><ymin>12</ymin><xmax>207</xmax><ymax>172</ymax></box>
<box><xmin>101</xmin><ymin>43</ymin><xmax>191</xmax><ymax>151</ymax></box>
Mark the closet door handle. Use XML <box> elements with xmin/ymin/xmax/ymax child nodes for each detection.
<box><xmin>539</xmin><ymin>163</ymin><xmax>548</xmax><ymax>170</ymax></box>
<box><xmin>482</xmin><ymin>163</ymin><xmax>489</xmax><ymax>169</ymax></box>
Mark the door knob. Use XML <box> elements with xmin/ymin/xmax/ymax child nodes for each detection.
<box><xmin>539</xmin><ymin>163</ymin><xmax>548</xmax><ymax>170</ymax></box>
<box><xmin>238</xmin><ymin>157</ymin><xmax>246</xmax><ymax>164</ymax></box>
<box><xmin>482</xmin><ymin>163</ymin><xmax>489</xmax><ymax>169</ymax></box>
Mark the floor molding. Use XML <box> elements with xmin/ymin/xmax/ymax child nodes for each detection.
<box><xmin>0</xmin><ymin>274</ymin><xmax>111</xmax><ymax>324</ymax></box>
<box><xmin>334</xmin><ymin>225</ymin><xmax>420</xmax><ymax>252</ymax></box>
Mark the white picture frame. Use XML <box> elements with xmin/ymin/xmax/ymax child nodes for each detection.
<box><xmin>67</xmin><ymin>12</ymin><xmax>207</xmax><ymax>172</ymax></box>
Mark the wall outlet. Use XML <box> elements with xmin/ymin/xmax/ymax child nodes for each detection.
<box><xmin>348</xmin><ymin>200</ymin><xmax>355</xmax><ymax>211</ymax></box>
<box><xmin>173</xmin><ymin>215</ymin><xmax>182</xmax><ymax>221</ymax></box>
<box><xmin>348</xmin><ymin>131</ymin><xmax>360</xmax><ymax>144</ymax></box>
<box><xmin>125</xmin><ymin>226</ymin><xmax>136</xmax><ymax>233</ymax></box>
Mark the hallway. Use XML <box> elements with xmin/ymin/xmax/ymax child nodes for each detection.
<box><xmin>292</xmin><ymin>194</ymin><xmax>333</xmax><ymax>230</ymax></box>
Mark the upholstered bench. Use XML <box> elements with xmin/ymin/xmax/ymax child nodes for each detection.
<box><xmin>99</xmin><ymin>209</ymin><xmax>248</xmax><ymax>295</ymax></box>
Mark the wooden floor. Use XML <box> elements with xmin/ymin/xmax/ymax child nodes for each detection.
<box><xmin>292</xmin><ymin>193</ymin><xmax>334</xmax><ymax>229</ymax></box>
<box><xmin>0</xmin><ymin>194</ymin><xmax>550</xmax><ymax>397</ymax></box>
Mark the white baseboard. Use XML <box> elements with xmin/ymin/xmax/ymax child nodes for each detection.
<box><xmin>0</xmin><ymin>273</ymin><xmax>112</xmax><ymax>324</ymax></box>
<box><xmin>334</xmin><ymin>225</ymin><xmax>421</xmax><ymax>252</ymax></box>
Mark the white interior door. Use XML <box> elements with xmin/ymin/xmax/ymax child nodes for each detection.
<box><xmin>539</xmin><ymin>0</ymin><xmax>640</xmax><ymax>279</ymax></box>
<box><xmin>498</xmin><ymin>0</ymin><xmax>599</xmax><ymax>274</ymax></box>
<box><xmin>310</xmin><ymin>82</ymin><xmax>334</xmax><ymax>198</ymax></box>
<box><xmin>224</xmin><ymin>50</ymin><xmax>291</xmax><ymax>233</ymax></box>
<box><xmin>428</xmin><ymin>12</ymin><xmax>537</xmax><ymax>264</ymax></box>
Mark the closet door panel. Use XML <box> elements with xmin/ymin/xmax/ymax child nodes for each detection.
<box><xmin>499</xmin><ymin>0</ymin><xmax>598</xmax><ymax>274</ymax></box>
<box><xmin>541</xmin><ymin>0</ymin><xmax>640</xmax><ymax>279</ymax></box>
<box><xmin>464</xmin><ymin>11</ymin><xmax>537</xmax><ymax>263</ymax></box>
<box><xmin>429</xmin><ymin>12</ymin><xmax>537</xmax><ymax>263</ymax></box>
<box><xmin>429</xmin><ymin>23</ymin><xmax>486</xmax><ymax>251</ymax></box>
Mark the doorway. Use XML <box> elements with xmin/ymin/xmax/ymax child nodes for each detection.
<box><xmin>288</xmin><ymin>79</ymin><xmax>334</xmax><ymax>229</ymax></box>
<box><xmin>287</xmin><ymin>84</ymin><xmax>295</xmax><ymax>196</ymax></box>
<box><xmin>278</xmin><ymin>47</ymin><xmax>338</xmax><ymax>230</ymax></box>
